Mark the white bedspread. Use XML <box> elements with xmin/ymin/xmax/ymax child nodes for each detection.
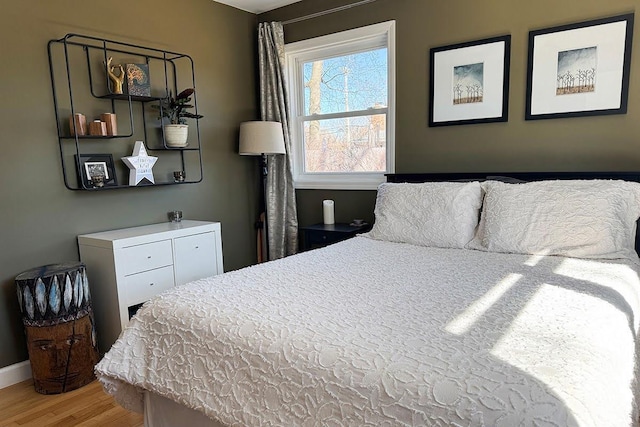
<box><xmin>96</xmin><ymin>237</ymin><xmax>640</xmax><ymax>426</ymax></box>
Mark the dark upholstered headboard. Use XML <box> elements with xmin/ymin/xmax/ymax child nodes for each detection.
<box><xmin>385</xmin><ymin>172</ymin><xmax>640</xmax><ymax>256</ymax></box>
<box><xmin>386</xmin><ymin>171</ymin><xmax>640</xmax><ymax>184</ymax></box>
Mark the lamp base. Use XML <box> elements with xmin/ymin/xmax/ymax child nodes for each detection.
<box><xmin>257</xmin><ymin>154</ymin><xmax>269</xmax><ymax>263</ymax></box>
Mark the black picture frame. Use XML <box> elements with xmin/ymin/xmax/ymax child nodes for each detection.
<box><xmin>429</xmin><ymin>34</ymin><xmax>511</xmax><ymax>127</ymax></box>
<box><xmin>525</xmin><ymin>13</ymin><xmax>634</xmax><ymax>120</ymax></box>
<box><xmin>75</xmin><ymin>154</ymin><xmax>118</xmax><ymax>189</ymax></box>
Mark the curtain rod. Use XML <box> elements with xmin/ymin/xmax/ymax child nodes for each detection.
<box><xmin>281</xmin><ymin>0</ymin><xmax>379</xmax><ymax>25</ymax></box>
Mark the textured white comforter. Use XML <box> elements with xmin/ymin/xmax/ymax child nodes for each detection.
<box><xmin>96</xmin><ymin>237</ymin><xmax>640</xmax><ymax>426</ymax></box>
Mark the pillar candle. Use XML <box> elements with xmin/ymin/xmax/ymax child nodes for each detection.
<box><xmin>69</xmin><ymin>113</ymin><xmax>86</xmax><ymax>136</ymax></box>
<box><xmin>88</xmin><ymin>120</ymin><xmax>107</xmax><ymax>136</ymax></box>
<box><xmin>323</xmin><ymin>200</ymin><xmax>335</xmax><ymax>225</ymax></box>
<box><xmin>100</xmin><ymin>113</ymin><xmax>117</xmax><ymax>136</ymax></box>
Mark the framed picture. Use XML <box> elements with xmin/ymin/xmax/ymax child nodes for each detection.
<box><xmin>75</xmin><ymin>154</ymin><xmax>118</xmax><ymax>188</ymax></box>
<box><xmin>429</xmin><ymin>35</ymin><xmax>511</xmax><ymax>127</ymax></box>
<box><xmin>125</xmin><ymin>63</ymin><xmax>151</xmax><ymax>97</ymax></box>
<box><xmin>525</xmin><ymin>13</ymin><xmax>634</xmax><ymax>120</ymax></box>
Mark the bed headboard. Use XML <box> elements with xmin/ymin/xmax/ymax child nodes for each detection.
<box><xmin>386</xmin><ymin>172</ymin><xmax>640</xmax><ymax>256</ymax></box>
<box><xmin>386</xmin><ymin>171</ymin><xmax>640</xmax><ymax>183</ymax></box>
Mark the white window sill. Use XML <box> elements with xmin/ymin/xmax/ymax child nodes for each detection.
<box><xmin>293</xmin><ymin>173</ymin><xmax>387</xmax><ymax>190</ymax></box>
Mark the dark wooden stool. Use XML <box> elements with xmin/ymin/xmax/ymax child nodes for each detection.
<box><xmin>15</xmin><ymin>262</ymin><xmax>99</xmax><ymax>394</ymax></box>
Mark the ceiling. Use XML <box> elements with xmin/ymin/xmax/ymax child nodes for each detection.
<box><xmin>214</xmin><ymin>0</ymin><xmax>301</xmax><ymax>13</ymax></box>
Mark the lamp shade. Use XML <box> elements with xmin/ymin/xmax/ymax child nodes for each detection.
<box><xmin>239</xmin><ymin>121</ymin><xmax>286</xmax><ymax>155</ymax></box>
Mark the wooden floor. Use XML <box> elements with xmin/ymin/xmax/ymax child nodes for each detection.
<box><xmin>0</xmin><ymin>379</ymin><xmax>143</xmax><ymax>427</ymax></box>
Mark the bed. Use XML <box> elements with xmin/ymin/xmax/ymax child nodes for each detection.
<box><xmin>96</xmin><ymin>172</ymin><xmax>640</xmax><ymax>427</ymax></box>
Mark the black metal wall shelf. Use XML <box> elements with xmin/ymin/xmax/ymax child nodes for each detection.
<box><xmin>59</xmin><ymin>135</ymin><xmax>130</xmax><ymax>140</ymax></box>
<box><xmin>78</xmin><ymin>181</ymin><xmax>191</xmax><ymax>191</ymax></box>
<box><xmin>97</xmin><ymin>94</ymin><xmax>163</xmax><ymax>102</ymax></box>
<box><xmin>48</xmin><ymin>33</ymin><xmax>203</xmax><ymax>191</ymax></box>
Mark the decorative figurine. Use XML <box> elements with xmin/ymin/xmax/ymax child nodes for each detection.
<box><xmin>122</xmin><ymin>141</ymin><xmax>158</xmax><ymax>186</ymax></box>
<box><xmin>106</xmin><ymin>57</ymin><xmax>125</xmax><ymax>95</ymax></box>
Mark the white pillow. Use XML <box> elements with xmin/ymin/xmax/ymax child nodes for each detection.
<box><xmin>467</xmin><ymin>180</ymin><xmax>640</xmax><ymax>259</ymax></box>
<box><xmin>363</xmin><ymin>181</ymin><xmax>483</xmax><ymax>248</ymax></box>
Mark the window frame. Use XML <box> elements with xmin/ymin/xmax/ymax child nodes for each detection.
<box><xmin>285</xmin><ymin>21</ymin><xmax>396</xmax><ymax>190</ymax></box>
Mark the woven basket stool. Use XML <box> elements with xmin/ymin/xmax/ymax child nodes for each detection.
<box><xmin>15</xmin><ymin>262</ymin><xmax>99</xmax><ymax>394</ymax></box>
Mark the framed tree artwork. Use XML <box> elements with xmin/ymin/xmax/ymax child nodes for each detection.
<box><xmin>525</xmin><ymin>13</ymin><xmax>634</xmax><ymax>120</ymax></box>
<box><xmin>429</xmin><ymin>35</ymin><xmax>511</xmax><ymax>127</ymax></box>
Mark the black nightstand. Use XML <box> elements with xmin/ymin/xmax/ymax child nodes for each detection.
<box><xmin>299</xmin><ymin>222</ymin><xmax>370</xmax><ymax>251</ymax></box>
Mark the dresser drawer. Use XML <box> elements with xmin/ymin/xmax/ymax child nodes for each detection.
<box><xmin>119</xmin><ymin>240</ymin><xmax>173</xmax><ymax>276</ymax></box>
<box><xmin>174</xmin><ymin>232</ymin><xmax>219</xmax><ymax>286</ymax></box>
<box><xmin>123</xmin><ymin>265</ymin><xmax>175</xmax><ymax>306</ymax></box>
<box><xmin>299</xmin><ymin>223</ymin><xmax>370</xmax><ymax>251</ymax></box>
<box><xmin>306</xmin><ymin>231</ymin><xmax>347</xmax><ymax>247</ymax></box>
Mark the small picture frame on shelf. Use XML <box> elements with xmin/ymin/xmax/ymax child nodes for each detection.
<box><xmin>75</xmin><ymin>154</ymin><xmax>118</xmax><ymax>189</ymax></box>
<box><xmin>125</xmin><ymin>63</ymin><xmax>151</xmax><ymax>97</ymax></box>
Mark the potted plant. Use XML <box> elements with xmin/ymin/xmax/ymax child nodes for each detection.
<box><xmin>153</xmin><ymin>88</ymin><xmax>203</xmax><ymax>147</ymax></box>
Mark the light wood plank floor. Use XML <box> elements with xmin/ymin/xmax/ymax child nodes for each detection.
<box><xmin>0</xmin><ymin>379</ymin><xmax>143</xmax><ymax>426</ymax></box>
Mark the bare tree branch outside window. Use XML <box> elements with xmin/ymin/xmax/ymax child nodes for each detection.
<box><xmin>302</xmin><ymin>48</ymin><xmax>388</xmax><ymax>173</ymax></box>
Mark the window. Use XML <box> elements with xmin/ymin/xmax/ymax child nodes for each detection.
<box><xmin>285</xmin><ymin>21</ymin><xmax>395</xmax><ymax>189</ymax></box>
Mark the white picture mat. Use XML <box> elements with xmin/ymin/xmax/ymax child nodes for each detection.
<box><xmin>530</xmin><ymin>20</ymin><xmax>628</xmax><ymax>115</ymax></box>
<box><xmin>84</xmin><ymin>161</ymin><xmax>110</xmax><ymax>179</ymax></box>
<box><xmin>432</xmin><ymin>41</ymin><xmax>506</xmax><ymax>123</ymax></box>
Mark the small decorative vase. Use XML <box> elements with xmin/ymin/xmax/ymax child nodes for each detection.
<box><xmin>164</xmin><ymin>124</ymin><xmax>188</xmax><ymax>147</ymax></box>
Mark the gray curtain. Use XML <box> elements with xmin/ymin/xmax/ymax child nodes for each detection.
<box><xmin>258</xmin><ymin>22</ymin><xmax>298</xmax><ymax>260</ymax></box>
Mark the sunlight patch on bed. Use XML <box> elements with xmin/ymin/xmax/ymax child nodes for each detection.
<box><xmin>553</xmin><ymin>257</ymin><xmax>640</xmax><ymax>329</ymax></box>
<box><xmin>490</xmin><ymin>283</ymin><xmax>635</xmax><ymax>426</ymax></box>
<box><xmin>524</xmin><ymin>253</ymin><xmax>547</xmax><ymax>266</ymax></box>
<box><xmin>445</xmin><ymin>273</ymin><xmax>522</xmax><ymax>335</ymax></box>
<box><xmin>553</xmin><ymin>257</ymin><xmax>636</xmax><ymax>285</ymax></box>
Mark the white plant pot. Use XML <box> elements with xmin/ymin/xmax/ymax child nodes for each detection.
<box><xmin>164</xmin><ymin>124</ymin><xmax>188</xmax><ymax>147</ymax></box>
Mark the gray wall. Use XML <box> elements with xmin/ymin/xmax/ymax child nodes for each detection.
<box><xmin>1</xmin><ymin>1</ymin><xmax>260</xmax><ymax>368</ymax></box>
<box><xmin>261</xmin><ymin>0</ymin><xmax>640</xmax><ymax>226</ymax></box>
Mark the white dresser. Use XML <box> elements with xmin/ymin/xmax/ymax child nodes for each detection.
<box><xmin>78</xmin><ymin>220</ymin><xmax>223</xmax><ymax>352</ymax></box>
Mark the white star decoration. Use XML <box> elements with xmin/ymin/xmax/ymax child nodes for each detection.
<box><xmin>121</xmin><ymin>141</ymin><xmax>158</xmax><ymax>186</ymax></box>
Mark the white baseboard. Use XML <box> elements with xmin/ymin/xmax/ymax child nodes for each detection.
<box><xmin>0</xmin><ymin>360</ymin><xmax>32</xmax><ymax>389</ymax></box>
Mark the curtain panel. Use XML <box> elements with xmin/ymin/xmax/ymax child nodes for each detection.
<box><xmin>258</xmin><ymin>22</ymin><xmax>298</xmax><ymax>259</ymax></box>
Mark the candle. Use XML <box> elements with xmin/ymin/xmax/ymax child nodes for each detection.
<box><xmin>69</xmin><ymin>113</ymin><xmax>86</xmax><ymax>136</ymax></box>
<box><xmin>323</xmin><ymin>200</ymin><xmax>335</xmax><ymax>225</ymax></box>
<box><xmin>89</xmin><ymin>120</ymin><xmax>107</xmax><ymax>136</ymax></box>
<box><xmin>100</xmin><ymin>113</ymin><xmax>117</xmax><ymax>136</ymax></box>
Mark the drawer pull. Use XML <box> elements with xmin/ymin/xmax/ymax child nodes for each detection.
<box><xmin>195</xmin><ymin>246</ymin><xmax>199</xmax><ymax>249</ymax></box>
<box><xmin>147</xmin><ymin>256</ymin><xmax>152</xmax><ymax>259</ymax></box>
<box><xmin>149</xmin><ymin>282</ymin><xmax>154</xmax><ymax>286</ymax></box>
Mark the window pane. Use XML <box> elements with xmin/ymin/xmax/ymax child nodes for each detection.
<box><xmin>303</xmin><ymin>48</ymin><xmax>388</xmax><ymax>116</ymax></box>
<box><xmin>303</xmin><ymin>115</ymin><xmax>386</xmax><ymax>173</ymax></box>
